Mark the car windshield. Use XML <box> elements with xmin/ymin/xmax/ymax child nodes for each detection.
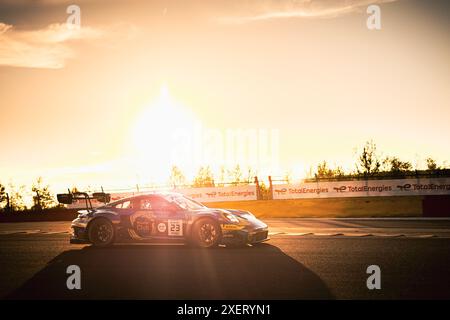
<box><xmin>165</xmin><ymin>195</ymin><xmax>205</xmax><ymax>210</ymax></box>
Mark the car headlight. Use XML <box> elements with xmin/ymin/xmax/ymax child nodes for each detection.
<box><xmin>223</xmin><ymin>212</ymin><xmax>239</xmax><ymax>223</ymax></box>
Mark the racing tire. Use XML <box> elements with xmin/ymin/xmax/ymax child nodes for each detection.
<box><xmin>191</xmin><ymin>218</ymin><xmax>221</xmax><ymax>248</ymax></box>
<box><xmin>88</xmin><ymin>218</ymin><xmax>115</xmax><ymax>247</ymax></box>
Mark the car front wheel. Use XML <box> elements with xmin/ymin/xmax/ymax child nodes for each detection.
<box><xmin>191</xmin><ymin>218</ymin><xmax>221</xmax><ymax>248</ymax></box>
<box><xmin>88</xmin><ymin>218</ymin><xmax>115</xmax><ymax>247</ymax></box>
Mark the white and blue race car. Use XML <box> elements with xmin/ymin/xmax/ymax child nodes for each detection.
<box><xmin>57</xmin><ymin>192</ymin><xmax>269</xmax><ymax>248</ymax></box>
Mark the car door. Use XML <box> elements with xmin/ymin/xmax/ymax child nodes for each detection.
<box><xmin>149</xmin><ymin>196</ymin><xmax>187</xmax><ymax>239</ymax></box>
<box><xmin>127</xmin><ymin>197</ymin><xmax>153</xmax><ymax>239</ymax></box>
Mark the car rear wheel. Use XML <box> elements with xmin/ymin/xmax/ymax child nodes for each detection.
<box><xmin>191</xmin><ymin>218</ymin><xmax>221</xmax><ymax>248</ymax></box>
<box><xmin>88</xmin><ymin>218</ymin><xmax>115</xmax><ymax>247</ymax></box>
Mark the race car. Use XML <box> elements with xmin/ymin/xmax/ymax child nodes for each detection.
<box><xmin>57</xmin><ymin>191</ymin><xmax>269</xmax><ymax>248</ymax></box>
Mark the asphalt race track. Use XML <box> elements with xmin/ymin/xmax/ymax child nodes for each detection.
<box><xmin>1</xmin><ymin>219</ymin><xmax>450</xmax><ymax>299</ymax></box>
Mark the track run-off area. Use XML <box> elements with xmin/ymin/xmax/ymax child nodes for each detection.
<box><xmin>1</xmin><ymin>218</ymin><xmax>450</xmax><ymax>299</ymax></box>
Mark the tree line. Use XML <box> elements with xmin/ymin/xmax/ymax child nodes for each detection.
<box><xmin>1</xmin><ymin>140</ymin><xmax>449</xmax><ymax>212</ymax></box>
<box><xmin>0</xmin><ymin>177</ymin><xmax>60</xmax><ymax>212</ymax></box>
<box><xmin>0</xmin><ymin>165</ymin><xmax>254</xmax><ymax>212</ymax></box>
<box><xmin>308</xmin><ymin>140</ymin><xmax>449</xmax><ymax>181</ymax></box>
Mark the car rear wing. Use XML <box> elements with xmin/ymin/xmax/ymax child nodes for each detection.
<box><xmin>57</xmin><ymin>191</ymin><xmax>111</xmax><ymax>211</ymax></box>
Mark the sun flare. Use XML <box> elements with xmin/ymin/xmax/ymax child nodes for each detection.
<box><xmin>130</xmin><ymin>85</ymin><xmax>199</xmax><ymax>183</ymax></box>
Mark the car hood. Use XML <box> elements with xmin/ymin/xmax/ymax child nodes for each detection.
<box><xmin>194</xmin><ymin>207</ymin><xmax>266</xmax><ymax>227</ymax></box>
<box><xmin>193</xmin><ymin>207</ymin><xmax>250</xmax><ymax>217</ymax></box>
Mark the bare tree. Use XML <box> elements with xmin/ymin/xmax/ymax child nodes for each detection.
<box><xmin>246</xmin><ymin>167</ymin><xmax>256</xmax><ymax>184</ymax></box>
<box><xmin>426</xmin><ymin>157</ymin><xmax>439</xmax><ymax>171</ymax></box>
<box><xmin>192</xmin><ymin>166</ymin><xmax>215</xmax><ymax>188</ymax></box>
<box><xmin>356</xmin><ymin>140</ymin><xmax>381</xmax><ymax>176</ymax></box>
<box><xmin>31</xmin><ymin>177</ymin><xmax>57</xmax><ymax>210</ymax></box>
<box><xmin>0</xmin><ymin>183</ymin><xmax>7</xmax><ymax>210</ymax></box>
<box><xmin>316</xmin><ymin>161</ymin><xmax>332</xmax><ymax>178</ymax></box>
<box><xmin>71</xmin><ymin>186</ymin><xmax>80</xmax><ymax>193</ymax></box>
<box><xmin>382</xmin><ymin>156</ymin><xmax>412</xmax><ymax>173</ymax></box>
<box><xmin>258</xmin><ymin>181</ymin><xmax>271</xmax><ymax>200</ymax></box>
<box><xmin>314</xmin><ymin>161</ymin><xmax>344</xmax><ymax>179</ymax></box>
<box><xmin>8</xmin><ymin>183</ymin><xmax>26</xmax><ymax>211</ymax></box>
<box><xmin>217</xmin><ymin>166</ymin><xmax>227</xmax><ymax>187</ymax></box>
<box><xmin>228</xmin><ymin>165</ymin><xmax>243</xmax><ymax>185</ymax></box>
<box><xmin>169</xmin><ymin>166</ymin><xmax>186</xmax><ymax>188</ymax></box>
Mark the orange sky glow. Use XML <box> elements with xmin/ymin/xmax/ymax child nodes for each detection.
<box><xmin>0</xmin><ymin>0</ymin><xmax>449</xmax><ymax>196</ymax></box>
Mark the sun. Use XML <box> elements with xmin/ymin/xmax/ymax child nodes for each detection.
<box><xmin>130</xmin><ymin>85</ymin><xmax>199</xmax><ymax>183</ymax></box>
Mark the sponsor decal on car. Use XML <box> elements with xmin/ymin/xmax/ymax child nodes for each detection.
<box><xmin>157</xmin><ymin>222</ymin><xmax>167</xmax><ymax>233</ymax></box>
<box><xmin>221</xmin><ymin>224</ymin><xmax>245</xmax><ymax>231</ymax></box>
<box><xmin>134</xmin><ymin>217</ymin><xmax>151</xmax><ymax>237</ymax></box>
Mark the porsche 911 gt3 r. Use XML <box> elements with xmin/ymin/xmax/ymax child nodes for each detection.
<box><xmin>58</xmin><ymin>192</ymin><xmax>269</xmax><ymax>248</ymax></box>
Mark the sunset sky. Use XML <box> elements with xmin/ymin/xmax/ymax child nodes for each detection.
<box><xmin>0</xmin><ymin>0</ymin><xmax>449</xmax><ymax>194</ymax></box>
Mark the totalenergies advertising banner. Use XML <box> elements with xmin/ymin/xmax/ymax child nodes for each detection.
<box><xmin>67</xmin><ymin>185</ymin><xmax>257</xmax><ymax>208</ymax></box>
<box><xmin>175</xmin><ymin>185</ymin><xmax>257</xmax><ymax>202</ymax></box>
<box><xmin>272</xmin><ymin>178</ymin><xmax>450</xmax><ymax>200</ymax></box>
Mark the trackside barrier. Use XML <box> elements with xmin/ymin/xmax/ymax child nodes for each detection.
<box><xmin>272</xmin><ymin>178</ymin><xmax>450</xmax><ymax>200</ymax></box>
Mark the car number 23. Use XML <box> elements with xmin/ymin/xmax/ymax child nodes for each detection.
<box><xmin>168</xmin><ymin>220</ymin><xmax>183</xmax><ymax>236</ymax></box>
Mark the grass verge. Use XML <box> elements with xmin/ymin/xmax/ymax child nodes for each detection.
<box><xmin>207</xmin><ymin>196</ymin><xmax>423</xmax><ymax>218</ymax></box>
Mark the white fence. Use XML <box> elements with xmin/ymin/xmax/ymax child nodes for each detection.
<box><xmin>272</xmin><ymin>178</ymin><xmax>450</xmax><ymax>200</ymax></box>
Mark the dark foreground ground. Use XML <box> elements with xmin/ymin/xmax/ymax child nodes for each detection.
<box><xmin>1</xmin><ymin>219</ymin><xmax>450</xmax><ymax>299</ymax></box>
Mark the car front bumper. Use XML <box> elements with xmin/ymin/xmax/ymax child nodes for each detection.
<box><xmin>247</xmin><ymin>228</ymin><xmax>270</xmax><ymax>243</ymax></box>
<box><xmin>221</xmin><ymin>227</ymin><xmax>269</xmax><ymax>245</ymax></box>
